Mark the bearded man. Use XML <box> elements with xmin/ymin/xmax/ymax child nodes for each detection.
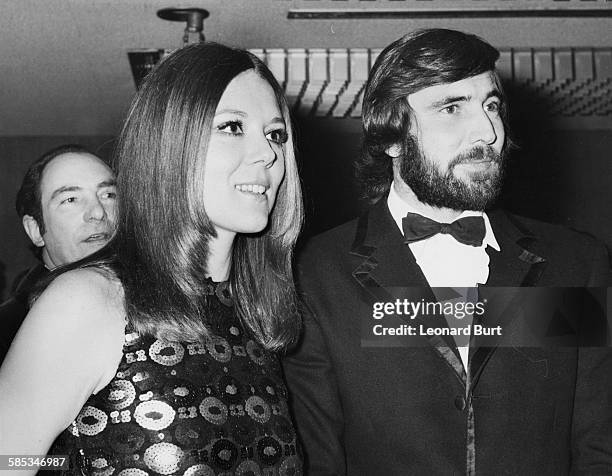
<box><xmin>283</xmin><ymin>29</ymin><xmax>612</xmax><ymax>475</ymax></box>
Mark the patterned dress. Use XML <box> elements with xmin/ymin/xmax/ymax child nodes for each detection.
<box><xmin>50</xmin><ymin>281</ymin><xmax>302</xmax><ymax>475</ymax></box>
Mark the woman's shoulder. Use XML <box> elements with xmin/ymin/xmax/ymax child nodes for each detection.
<box><xmin>31</xmin><ymin>267</ymin><xmax>123</xmax><ymax>324</ymax></box>
<box><xmin>40</xmin><ymin>266</ymin><xmax>124</xmax><ymax>309</ymax></box>
<box><xmin>19</xmin><ymin>267</ymin><xmax>126</xmax><ymax>390</ymax></box>
<box><xmin>0</xmin><ymin>268</ymin><xmax>127</xmax><ymax>449</ymax></box>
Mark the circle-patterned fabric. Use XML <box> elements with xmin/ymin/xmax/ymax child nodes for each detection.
<box><xmin>50</xmin><ymin>288</ymin><xmax>302</xmax><ymax>475</ymax></box>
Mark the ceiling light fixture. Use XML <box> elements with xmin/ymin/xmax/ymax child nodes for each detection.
<box><xmin>127</xmin><ymin>7</ymin><xmax>209</xmax><ymax>88</ymax></box>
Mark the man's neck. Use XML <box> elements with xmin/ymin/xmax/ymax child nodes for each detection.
<box><xmin>392</xmin><ymin>180</ymin><xmax>464</xmax><ymax>223</ymax></box>
<box><xmin>41</xmin><ymin>249</ymin><xmax>56</xmax><ymax>270</ymax></box>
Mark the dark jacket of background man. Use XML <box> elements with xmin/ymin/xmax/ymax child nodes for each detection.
<box><xmin>0</xmin><ymin>265</ymin><xmax>47</xmax><ymax>361</ymax></box>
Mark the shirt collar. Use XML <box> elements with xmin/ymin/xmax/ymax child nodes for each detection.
<box><xmin>387</xmin><ymin>181</ymin><xmax>500</xmax><ymax>251</ymax></box>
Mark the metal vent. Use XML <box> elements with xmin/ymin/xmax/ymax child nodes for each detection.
<box><xmin>127</xmin><ymin>46</ymin><xmax>611</xmax><ymax>128</ymax></box>
<box><xmin>250</xmin><ymin>47</ymin><xmax>611</xmax><ymax>128</ymax></box>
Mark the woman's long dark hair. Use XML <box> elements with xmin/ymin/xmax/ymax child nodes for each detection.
<box><xmin>40</xmin><ymin>43</ymin><xmax>303</xmax><ymax>350</ymax></box>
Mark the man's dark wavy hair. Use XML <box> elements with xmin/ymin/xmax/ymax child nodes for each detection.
<box><xmin>358</xmin><ymin>28</ymin><xmax>510</xmax><ymax>203</ymax></box>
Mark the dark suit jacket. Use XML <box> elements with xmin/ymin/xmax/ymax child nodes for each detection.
<box><xmin>0</xmin><ymin>264</ymin><xmax>48</xmax><ymax>364</ymax></box>
<box><xmin>283</xmin><ymin>199</ymin><xmax>612</xmax><ymax>475</ymax></box>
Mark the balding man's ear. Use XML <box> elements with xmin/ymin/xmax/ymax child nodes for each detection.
<box><xmin>386</xmin><ymin>144</ymin><xmax>402</xmax><ymax>158</ymax></box>
<box><xmin>22</xmin><ymin>215</ymin><xmax>44</xmax><ymax>248</ymax></box>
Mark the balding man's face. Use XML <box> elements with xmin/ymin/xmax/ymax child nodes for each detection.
<box><xmin>27</xmin><ymin>152</ymin><xmax>117</xmax><ymax>268</ymax></box>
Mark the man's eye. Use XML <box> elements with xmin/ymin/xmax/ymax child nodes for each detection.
<box><xmin>441</xmin><ymin>104</ymin><xmax>459</xmax><ymax>115</ymax></box>
<box><xmin>61</xmin><ymin>197</ymin><xmax>77</xmax><ymax>204</ymax></box>
<box><xmin>485</xmin><ymin>101</ymin><xmax>501</xmax><ymax>113</ymax></box>
<box><xmin>217</xmin><ymin>121</ymin><xmax>243</xmax><ymax>135</ymax></box>
<box><xmin>266</xmin><ymin>129</ymin><xmax>288</xmax><ymax>145</ymax></box>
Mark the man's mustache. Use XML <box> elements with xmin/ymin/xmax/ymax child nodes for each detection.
<box><xmin>450</xmin><ymin>145</ymin><xmax>502</xmax><ymax>168</ymax></box>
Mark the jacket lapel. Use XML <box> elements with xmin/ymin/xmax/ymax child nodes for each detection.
<box><xmin>484</xmin><ymin>210</ymin><xmax>547</xmax><ymax>287</ymax></box>
<box><xmin>469</xmin><ymin>210</ymin><xmax>548</xmax><ymax>387</ymax></box>
<box><xmin>351</xmin><ymin>199</ymin><xmax>466</xmax><ymax>384</ymax></box>
<box><xmin>350</xmin><ymin>199</ymin><xmax>429</xmax><ymax>292</ymax></box>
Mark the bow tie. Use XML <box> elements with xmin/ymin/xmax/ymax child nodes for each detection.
<box><xmin>402</xmin><ymin>212</ymin><xmax>486</xmax><ymax>247</ymax></box>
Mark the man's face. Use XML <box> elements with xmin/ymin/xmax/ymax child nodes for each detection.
<box><xmin>27</xmin><ymin>152</ymin><xmax>117</xmax><ymax>268</ymax></box>
<box><xmin>395</xmin><ymin>71</ymin><xmax>507</xmax><ymax>211</ymax></box>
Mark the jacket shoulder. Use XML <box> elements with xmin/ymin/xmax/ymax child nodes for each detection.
<box><xmin>295</xmin><ymin>215</ymin><xmax>366</xmax><ymax>289</ymax></box>
<box><xmin>301</xmin><ymin>218</ymin><xmax>359</xmax><ymax>258</ymax></box>
<box><xmin>495</xmin><ymin>211</ymin><xmax>610</xmax><ymax>286</ymax></box>
<box><xmin>501</xmin><ymin>211</ymin><xmax>605</xmax><ymax>250</ymax></box>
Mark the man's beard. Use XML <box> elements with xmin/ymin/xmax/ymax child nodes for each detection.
<box><xmin>399</xmin><ymin>136</ymin><xmax>507</xmax><ymax>211</ymax></box>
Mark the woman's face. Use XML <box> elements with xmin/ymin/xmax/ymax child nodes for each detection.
<box><xmin>202</xmin><ymin>69</ymin><xmax>287</xmax><ymax>238</ymax></box>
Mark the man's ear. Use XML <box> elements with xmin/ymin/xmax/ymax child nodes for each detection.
<box><xmin>22</xmin><ymin>215</ymin><xmax>44</xmax><ymax>248</ymax></box>
<box><xmin>386</xmin><ymin>144</ymin><xmax>402</xmax><ymax>158</ymax></box>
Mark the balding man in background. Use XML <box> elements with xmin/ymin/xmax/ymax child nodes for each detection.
<box><xmin>0</xmin><ymin>144</ymin><xmax>117</xmax><ymax>363</ymax></box>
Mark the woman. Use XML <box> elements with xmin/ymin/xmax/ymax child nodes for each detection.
<box><xmin>0</xmin><ymin>42</ymin><xmax>303</xmax><ymax>475</ymax></box>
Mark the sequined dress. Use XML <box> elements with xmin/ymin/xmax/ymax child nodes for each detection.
<box><xmin>50</xmin><ymin>281</ymin><xmax>302</xmax><ymax>475</ymax></box>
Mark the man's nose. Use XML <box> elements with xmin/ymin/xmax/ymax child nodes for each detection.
<box><xmin>469</xmin><ymin>109</ymin><xmax>498</xmax><ymax>146</ymax></box>
<box><xmin>85</xmin><ymin>198</ymin><xmax>107</xmax><ymax>221</ymax></box>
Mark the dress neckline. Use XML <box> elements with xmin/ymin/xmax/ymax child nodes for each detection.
<box><xmin>203</xmin><ymin>276</ymin><xmax>232</xmax><ymax>306</ymax></box>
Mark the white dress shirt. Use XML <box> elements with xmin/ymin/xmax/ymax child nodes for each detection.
<box><xmin>387</xmin><ymin>184</ymin><xmax>501</xmax><ymax>368</ymax></box>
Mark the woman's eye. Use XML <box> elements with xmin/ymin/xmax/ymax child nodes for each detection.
<box><xmin>266</xmin><ymin>129</ymin><xmax>288</xmax><ymax>145</ymax></box>
<box><xmin>61</xmin><ymin>196</ymin><xmax>77</xmax><ymax>205</ymax></box>
<box><xmin>217</xmin><ymin>121</ymin><xmax>244</xmax><ymax>135</ymax></box>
